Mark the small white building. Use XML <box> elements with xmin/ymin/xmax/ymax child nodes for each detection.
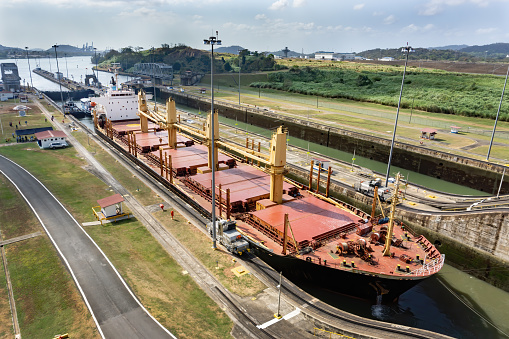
<box><xmin>378</xmin><ymin>57</ymin><xmax>395</xmax><ymax>61</ymax></box>
<box><xmin>0</xmin><ymin>90</ymin><xmax>14</xmax><ymax>101</ymax></box>
<box><xmin>34</xmin><ymin>130</ymin><xmax>68</xmax><ymax>149</ymax></box>
<box><xmin>315</xmin><ymin>52</ymin><xmax>335</xmax><ymax>60</ymax></box>
<box><xmin>97</xmin><ymin>193</ymin><xmax>124</xmax><ymax>218</ymax></box>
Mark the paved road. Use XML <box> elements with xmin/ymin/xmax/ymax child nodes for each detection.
<box><xmin>0</xmin><ymin>155</ymin><xmax>175</xmax><ymax>339</ymax></box>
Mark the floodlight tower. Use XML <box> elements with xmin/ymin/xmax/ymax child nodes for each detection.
<box><xmin>283</xmin><ymin>47</ymin><xmax>290</xmax><ymax>58</ymax></box>
<box><xmin>203</xmin><ymin>31</ymin><xmax>221</xmax><ymax>249</ymax></box>
<box><xmin>25</xmin><ymin>47</ymin><xmax>33</xmax><ymax>90</ymax></box>
<box><xmin>52</xmin><ymin>44</ymin><xmax>65</xmax><ymax>115</ymax></box>
<box><xmin>385</xmin><ymin>44</ymin><xmax>414</xmax><ymax>187</ymax></box>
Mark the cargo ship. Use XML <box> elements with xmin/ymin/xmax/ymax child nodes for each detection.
<box><xmin>92</xmin><ymin>88</ymin><xmax>444</xmax><ymax>303</ymax></box>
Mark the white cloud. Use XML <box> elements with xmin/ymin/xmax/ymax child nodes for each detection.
<box><xmin>223</xmin><ymin>22</ymin><xmax>254</xmax><ymax>31</ymax></box>
<box><xmin>372</xmin><ymin>11</ymin><xmax>384</xmax><ymax>16</ymax></box>
<box><xmin>476</xmin><ymin>27</ymin><xmax>497</xmax><ymax>34</ymax></box>
<box><xmin>269</xmin><ymin>0</ymin><xmax>289</xmax><ymax>10</ymax></box>
<box><xmin>353</xmin><ymin>3</ymin><xmax>365</xmax><ymax>10</ymax></box>
<box><xmin>401</xmin><ymin>24</ymin><xmax>419</xmax><ymax>33</ymax></box>
<box><xmin>255</xmin><ymin>13</ymin><xmax>267</xmax><ymax>20</ymax></box>
<box><xmin>383</xmin><ymin>15</ymin><xmax>395</xmax><ymax>25</ymax></box>
<box><xmin>401</xmin><ymin>23</ymin><xmax>435</xmax><ymax>33</ymax></box>
<box><xmin>293</xmin><ymin>0</ymin><xmax>305</xmax><ymax>7</ymax></box>
<box><xmin>418</xmin><ymin>0</ymin><xmax>498</xmax><ymax>16</ymax></box>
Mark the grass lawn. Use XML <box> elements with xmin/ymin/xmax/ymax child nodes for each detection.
<box><xmin>0</xmin><ymin>100</ymin><xmax>53</xmax><ymax>144</ymax></box>
<box><xmin>71</xmin><ymin>130</ymin><xmax>161</xmax><ymax>207</ymax></box>
<box><xmin>0</xmin><ymin>255</ymin><xmax>12</xmax><ymax>338</ymax></box>
<box><xmin>0</xmin><ymin>134</ymin><xmax>235</xmax><ymax>338</ymax></box>
<box><xmin>86</xmin><ymin>220</ymin><xmax>233</xmax><ymax>338</ymax></box>
<box><xmin>0</xmin><ymin>175</ymin><xmax>99</xmax><ymax>338</ymax></box>
<box><xmin>155</xmin><ymin>210</ymin><xmax>266</xmax><ymax>297</ymax></box>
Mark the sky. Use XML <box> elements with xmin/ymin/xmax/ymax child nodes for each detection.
<box><xmin>1</xmin><ymin>0</ymin><xmax>509</xmax><ymax>53</ymax></box>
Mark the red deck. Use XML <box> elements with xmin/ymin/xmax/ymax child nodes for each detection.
<box><xmin>250</xmin><ymin>196</ymin><xmax>360</xmax><ymax>248</ymax></box>
<box><xmin>107</xmin><ymin>120</ymin><xmax>443</xmax><ymax>279</ymax></box>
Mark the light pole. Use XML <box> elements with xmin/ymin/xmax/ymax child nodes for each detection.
<box><xmin>275</xmin><ymin>271</ymin><xmax>282</xmax><ymax>319</ymax></box>
<box><xmin>486</xmin><ymin>63</ymin><xmax>509</xmax><ymax>161</ymax></box>
<box><xmin>204</xmin><ymin>32</ymin><xmax>221</xmax><ymax>249</ymax></box>
<box><xmin>385</xmin><ymin>44</ymin><xmax>414</xmax><ymax>187</ymax></box>
<box><xmin>64</xmin><ymin>53</ymin><xmax>69</xmax><ymax>79</ymax></box>
<box><xmin>25</xmin><ymin>47</ymin><xmax>33</xmax><ymax>91</ymax></box>
<box><xmin>94</xmin><ymin>48</ymin><xmax>99</xmax><ymax>87</ymax></box>
<box><xmin>152</xmin><ymin>47</ymin><xmax>157</xmax><ymax>110</ymax></box>
<box><xmin>52</xmin><ymin>44</ymin><xmax>65</xmax><ymax>115</ymax></box>
<box><xmin>238</xmin><ymin>49</ymin><xmax>245</xmax><ymax>106</ymax></box>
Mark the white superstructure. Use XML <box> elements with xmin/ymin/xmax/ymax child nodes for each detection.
<box><xmin>92</xmin><ymin>85</ymin><xmax>140</xmax><ymax>121</ymax></box>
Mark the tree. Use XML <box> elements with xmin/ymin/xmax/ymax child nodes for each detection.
<box><xmin>173</xmin><ymin>62</ymin><xmax>181</xmax><ymax>71</ymax></box>
<box><xmin>224</xmin><ymin>62</ymin><xmax>232</xmax><ymax>72</ymax></box>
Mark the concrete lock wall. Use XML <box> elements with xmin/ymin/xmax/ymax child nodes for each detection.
<box><xmin>161</xmin><ymin>90</ymin><xmax>508</xmax><ymax>195</ymax></box>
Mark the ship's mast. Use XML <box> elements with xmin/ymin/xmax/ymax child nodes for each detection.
<box><xmin>382</xmin><ymin>173</ymin><xmax>401</xmax><ymax>256</ymax></box>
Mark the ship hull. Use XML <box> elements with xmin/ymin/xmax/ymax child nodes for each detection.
<box><xmin>249</xmin><ymin>242</ymin><xmax>425</xmax><ymax>304</ymax></box>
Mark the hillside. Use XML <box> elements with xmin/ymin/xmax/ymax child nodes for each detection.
<box><xmin>97</xmin><ymin>45</ymin><xmax>282</xmax><ymax>74</ymax></box>
<box><xmin>250</xmin><ymin>60</ymin><xmax>509</xmax><ymax>121</ymax></box>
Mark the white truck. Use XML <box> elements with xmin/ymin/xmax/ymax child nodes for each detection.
<box><xmin>207</xmin><ymin>219</ymin><xmax>249</xmax><ymax>255</ymax></box>
<box><xmin>354</xmin><ymin>178</ymin><xmax>392</xmax><ymax>202</ymax></box>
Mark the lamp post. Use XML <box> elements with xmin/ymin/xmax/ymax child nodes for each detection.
<box><xmin>152</xmin><ymin>47</ymin><xmax>157</xmax><ymax>110</ymax></box>
<box><xmin>486</xmin><ymin>63</ymin><xmax>509</xmax><ymax>161</ymax></box>
<box><xmin>94</xmin><ymin>47</ymin><xmax>99</xmax><ymax>87</ymax></box>
<box><xmin>204</xmin><ymin>32</ymin><xmax>221</xmax><ymax>249</ymax></box>
<box><xmin>52</xmin><ymin>44</ymin><xmax>65</xmax><ymax>115</ymax></box>
<box><xmin>238</xmin><ymin>49</ymin><xmax>245</xmax><ymax>106</ymax></box>
<box><xmin>64</xmin><ymin>53</ymin><xmax>69</xmax><ymax>79</ymax></box>
<box><xmin>385</xmin><ymin>44</ymin><xmax>414</xmax><ymax>187</ymax></box>
<box><xmin>25</xmin><ymin>47</ymin><xmax>33</xmax><ymax>91</ymax></box>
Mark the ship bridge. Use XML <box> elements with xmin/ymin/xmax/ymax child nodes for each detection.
<box><xmin>132</xmin><ymin>63</ymin><xmax>174</xmax><ymax>84</ymax></box>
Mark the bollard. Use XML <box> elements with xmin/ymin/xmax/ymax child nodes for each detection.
<box><xmin>171</xmin><ymin>210</ymin><xmax>174</xmax><ymax>220</ymax></box>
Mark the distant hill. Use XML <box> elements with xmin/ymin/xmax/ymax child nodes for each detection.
<box><xmin>215</xmin><ymin>45</ymin><xmax>246</xmax><ymax>54</ymax></box>
<box><xmin>0</xmin><ymin>44</ymin><xmax>22</xmax><ymax>52</ymax></box>
<box><xmin>44</xmin><ymin>44</ymin><xmax>91</xmax><ymax>54</ymax></box>
<box><xmin>429</xmin><ymin>44</ymin><xmax>468</xmax><ymax>51</ymax></box>
<box><xmin>459</xmin><ymin>42</ymin><xmax>509</xmax><ymax>57</ymax></box>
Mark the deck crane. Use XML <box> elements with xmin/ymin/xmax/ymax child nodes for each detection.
<box><xmin>136</xmin><ymin>89</ymin><xmax>288</xmax><ymax>204</ymax></box>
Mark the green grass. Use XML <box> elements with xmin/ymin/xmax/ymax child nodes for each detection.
<box><xmin>0</xmin><ymin>175</ymin><xmax>99</xmax><ymax>338</ymax></box>
<box><xmin>0</xmin><ymin>133</ymin><xmax>234</xmax><ymax>338</ymax></box>
<box><xmin>7</xmin><ymin>238</ymin><xmax>98</xmax><ymax>338</ymax></box>
<box><xmin>86</xmin><ymin>220</ymin><xmax>233</xmax><ymax>339</ymax></box>
<box><xmin>72</xmin><ymin>131</ymin><xmax>161</xmax><ymax>207</ymax></box>
<box><xmin>155</xmin><ymin>210</ymin><xmax>266</xmax><ymax>297</ymax></box>
<box><xmin>250</xmin><ymin>66</ymin><xmax>509</xmax><ymax>120</ymax></box>
<box><xmin>0</xmin><ymin>144</ymin><xmax>106</xmax><ymax>222</ymax></box>
<box><xmin>0</xmin><ymin>102</ymin><xmax>53</xmax><ymax>144</ymax></box>
<box><xmin>0</xmin><ymin>254</ymin><xmax>13</xmax><ymax>338</ymax></box>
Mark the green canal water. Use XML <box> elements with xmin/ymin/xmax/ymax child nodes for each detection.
<box><xmin>178</xmin><ymin>104</ymin><xmax>485</xmax><ymax>196</ymax></box>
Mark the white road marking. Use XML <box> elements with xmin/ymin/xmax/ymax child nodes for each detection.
<box><xmin>256</xmin><ymin>308</ymin><xmax>301</xmax><ymax>329</ymax></box>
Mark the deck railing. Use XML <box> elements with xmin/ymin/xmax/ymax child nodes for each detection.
<box><xmin>408</xmin><ymin>254</ymin><xmax>445</xmax><ymax>276</ymax></box>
